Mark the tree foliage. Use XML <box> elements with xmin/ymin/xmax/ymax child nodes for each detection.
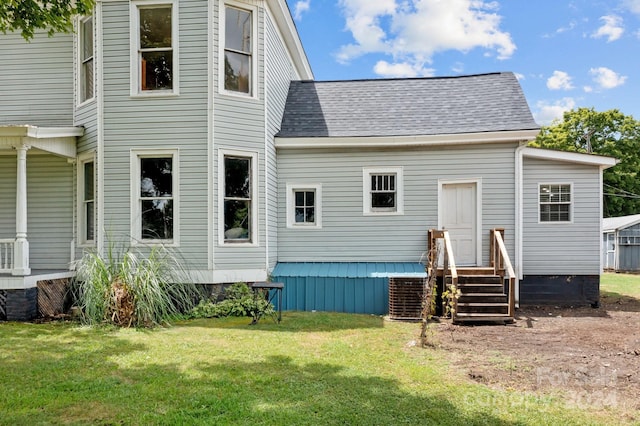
<box><xmin>532</xmin><ymin>108</ymin><xmax>640</xmax><ymax>217</ymax></box>
<box><xmin>0</xmin><ymin>0</ymin><xmax>95</xmax><ymax>40</ymax></box>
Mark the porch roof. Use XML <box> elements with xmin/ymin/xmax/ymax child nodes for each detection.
<box><xmin>0</xmin><ymin>125</ymin><xmax>84</xmax><ymax>158</ymax></box>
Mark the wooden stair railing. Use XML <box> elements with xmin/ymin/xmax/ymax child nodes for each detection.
<box><xmin>490</xmin><ymin>228</ymin><xmax>516</xmax><ymax>319</ymax></box>
<box><xmin>427</xmin><ymin>229</ymin><xmax>458</xmax><ymax>319</ymax></box>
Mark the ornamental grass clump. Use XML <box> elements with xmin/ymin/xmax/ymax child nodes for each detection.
<box><xmin>73</xmin><ymin>244</ymin><xmax>201</xmax><ymax>327</ymax></box>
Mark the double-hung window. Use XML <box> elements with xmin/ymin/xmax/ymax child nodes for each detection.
<box><xmin>539</xmin><ymin>183</ymin><xmax>572</xmax><ymax>222</ymax></box>
<box><xmin>223</xmin><ymin>3</ymin><xmax>254</xmax><ymax>95</ymax></box>
<box><xmin>363</xmin><ymin>167</ymin><xmax>404</xmax><ymax>215</ymax></box>
<box><xmin>132</xmin><ymin>151</ymin><xmax>178</xmax><ymax>243</ymax></box>
<box><xmin>220</xmin><ymin>150</ymin><xmax>257</xmax><ymax>244</ymax></box>
<box><xmin>78</xmin><ymin>155</ymin><xmax>95</xmax><ymax>245</ymax></box>
<box><xmin>132</xmin><ymin>1</ymin><xmax>178</xmax><ymax>94</ymax></box>
<box><xmin>78</xmin><ymin>16</ymin><xmax>94</xmax><ymax>103</ymax></box>
<box><xmin>286</xmin><ymin>184</ymin><xmax>322</xmax><ymax>228</ymax></box>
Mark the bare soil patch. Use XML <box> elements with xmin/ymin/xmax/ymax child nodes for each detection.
<box><xmin>432</xmin><ymin>292</ymin><xmax>640</xmax><ymax>420</ymax></box>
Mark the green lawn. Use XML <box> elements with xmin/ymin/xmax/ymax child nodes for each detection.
<box><xmin>601</xmin><ymin>272</ymin><xmax>640</xmax><ymax>299</ymax></box>
<box><xmin>1</xmin><ymin>280</ymin><xmax>637</xmax><ymax>425</ymax></box>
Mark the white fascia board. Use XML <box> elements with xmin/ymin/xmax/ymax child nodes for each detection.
<box><xmin>275</xmin><ymin>130</ymin><xmax>540</xmax><ymax>149</ymax></box>
<box><xmin>0</xmin><ymin>125</ymin><xmax>84</xmax><ymax>139</ymax></box>
<box><xmin>265</xmin><ymin>0</ymin><xmax>313</xmax><ymax>79</ymax></box>
<box><xmin>522</xmin><ymin>147</ymin><xmax>618</xmax><ymax>168</ymax></box>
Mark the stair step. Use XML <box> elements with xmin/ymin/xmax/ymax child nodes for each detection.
<box><xmin>457</xmin><ymin>275</ymin><xmax>503</xmax><ymax>284</ymax></box>
<box><xmin>454</xmin><ymin>312</ymin><xmax>514</xmax><ymax>323</ymax></box>
<box><xmin>454</xmin><ymin>283</ymin><xmax>504</xmax><ymax>294</ymax></box>
<box><xmin>456</xmin><ymin>302</ymin><xmax>509</xmax><ymax>314</ymax></box>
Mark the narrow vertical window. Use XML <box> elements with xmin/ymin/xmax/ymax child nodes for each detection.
<box><xmin>140</xmin><ymin>156</ymin><xmax>174</xmax><ymax>240</ymax></box>
<box><xmin>79</xmin><ymin>16</ymin><xmax>94</xmax><ymax>103</ymax></box>
<box><xmin>224</xmin><ymin>5</ymin><xmax>252</xmax><ymax>94</ymax></box>
<box><xmin>223</xmin><ymin>155</ymin><xmax>252</xmax><ymax>242</ymax></box>
<box><xmin>138</xmin><ymin>5</ymin><xmax>173</xmax><ymax>91</ymax></box>
<box><xmin>539</xmin><ymin>184</ymin><xmax>572</xmax><ymax>222</ymax></box>
<box><xmin>82</xmin><ymin>160</ymin><xmax>95</xmax><ymax>242</ymax></box>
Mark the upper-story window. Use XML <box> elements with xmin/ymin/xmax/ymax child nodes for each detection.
<box><xmin>539</xmin><ymin>183</ymin><xmax>572</xmax><ymax>223</ymax></box>
<box><xmin>223</xmin><ymin>3</ymin><xmax>254</xmax><ymax>96</ymax></box>
<box><xmin>131</xmin><ymin>1</ymin><xmax>178</xmax><ymax>95</ymax></box>
<box><xmin>78</xmin><ymin>16</ymin><xmax>94</xmax><ymax>104</ymax></box>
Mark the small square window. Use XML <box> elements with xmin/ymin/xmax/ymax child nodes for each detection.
<box><xmin>539</xmin><ymin>184</ymin><xmax>571</xmax><ymax>222</ymax></box>
<box><xmin>363</xmin><ymin>167</ymin><xmax>404</xmax><ymax>215</ymax></box>
<box><xmin>287</xmin><ymin>184</ymin><xmax>322</xmax><ymax>228</ymax></box>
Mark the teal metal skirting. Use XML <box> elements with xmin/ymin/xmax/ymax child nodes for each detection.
<box><xmin>271</xmin><ymin>262</ymin><xmax>427</xmax><ymax>315</ymax></box>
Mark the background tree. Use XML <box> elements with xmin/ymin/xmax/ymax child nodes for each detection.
<box><xmin>0</xmin><ymin>0</ymin><xmax>94</xmax><ymax>40</ymax></box>
<box><xmin>532</xmin><ymin>108</ymin><xmax>640</xmax><ymax>217</ymax></box>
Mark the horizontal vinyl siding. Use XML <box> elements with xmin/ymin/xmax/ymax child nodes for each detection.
<box><xmin>264</xmin><ymin>11</ymin><xmax>296</xmax><ymax>270</ymax></box>
<box><xmin>523</xmin><ymin>157</ymin><xmax>602</xmax><ymax>275</ymax></box>
<box><xmin>0</xmin><ymin>32</ymin><xmax>73</xmax><ymax>126</ymax></box>
<box><xmin>277</xmin><ymin>143</ymin><xmax>517</xmax><ymax>263</ymax></box>
<box><xmin>212</xmin><ymin>2</ymin><xmax>267</xmax><ymax>271</ymax></box>
<box><xmin>27</xmin><ymin>155</ymin><xmax>74</xmax><ymax>270</ymax></box>
<box><xmin>101</xmin><ymin>0</ymin><xmax>209</xmax><ymax>269</ymax></box>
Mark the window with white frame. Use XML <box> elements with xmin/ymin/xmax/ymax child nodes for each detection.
<box><xmin>78</xmin><ymin>16</ymin><xmax>94</xmax><ymax>103</ymax></box>
<box><xmin>132</xmin><ymin>1</ymin><xmax>177</xmax><ymax>94</ymax></box>
<box><xmin>223</xmin><ymin>3</ymin><xmax>253</xmax><ymax>95</ymax></box>
<box><xmin>539</xmin><ymin>183</ymin><xmax>571</xmax><ymax>222</ymax></box>
<box><xmin>132</xmin><ymin>151</ymin><xmax>178</xmax><ymax>242</ymax></box>
<box><xmin>363</xmin><ymin>167</ymin><xmax>404</xmax><ymax>215</ymax></box>
<box><xmin>286</xmin><ymin>183</ymin><xmax>322</xmax><ymax>228</ymax></box>
<box><xmin>220</xmin><ymin>151</ymin><xmax>257</xmax><ymax>244</ymax></box>
<box><xmin>79</xmin><ymin>157</ymin><xmax>95</xmax><ymax>244</ymax></box>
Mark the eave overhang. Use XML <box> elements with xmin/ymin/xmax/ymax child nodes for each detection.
<box><xmin>0</xmin><ymin>125</ymin><xmax>83</xmax><ymax>158</ymax></box>
<box><xmin>275</xmin><ymin>129</ymin><xmax>541</xmax><ymax>149</ymax></box>
<box><xmin>521</xmin><ymin>146</ymin><xmax>618</xmax><ymax>169</ymax></box>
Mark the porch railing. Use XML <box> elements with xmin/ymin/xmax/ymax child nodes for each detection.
<box><xmin>0</xmin><ymin>239</ymin><xmax>14</xmax><ymax>273</ymax></box>
<box><xmin>490</xmin><ymin>229</ymin><xmax>516</xmax><ymax>318</ymax></box>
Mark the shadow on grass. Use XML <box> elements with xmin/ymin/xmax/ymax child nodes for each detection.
<box><xmin>182</xmin><ymin>310</ymin><xmax>386</xmax><ymax>332</ymax></box>
<box><xmin>0</xmin><ymin>324</ymin><xmax>516</xmax><ymax>425</ymax></box>
<box><xmin>600</xmin><ymin>291</ymin><xmax>640</xmax><ymax>313</ymax></box>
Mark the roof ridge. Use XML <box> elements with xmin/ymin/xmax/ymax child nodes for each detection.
<box><xmin>295</xmin><ymin>72</ymin><xmax>510</xmax><ymax>84</ymax></box>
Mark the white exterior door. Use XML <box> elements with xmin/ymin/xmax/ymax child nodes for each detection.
<box><xmin>440</xmin><ymin>182</ymin><xmax>479</xmax><ymax>266</ymax></box>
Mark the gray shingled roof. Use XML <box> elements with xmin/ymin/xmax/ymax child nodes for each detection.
<box><xmin>277</xmin><ymin>72</ymin><xmax>539</xmax><ymax>138</ymax></box>
<box><xmin>603</xmin><ymin>214</ymin><xmax>640</xmax><ymax>232</ymax></box>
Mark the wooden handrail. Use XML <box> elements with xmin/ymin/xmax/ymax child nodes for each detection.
<box><xmin>427</xmin><ymin>229</ymin><xmax>458</xmax><ymax>319</ymax></box>
<box><xmin>491</xmin><ymin>229</ymin><xmax>516</xmax><ymax>318</ymax></box>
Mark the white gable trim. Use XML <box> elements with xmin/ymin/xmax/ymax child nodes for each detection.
<box><xmin>275</xmin><ymin>129</ymin><xmax>540</xmax><ymax>149</ymax></box>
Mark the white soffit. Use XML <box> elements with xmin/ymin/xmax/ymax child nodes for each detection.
<box><xmin>0</xmin><ymin>125</ymin><xmax>83</xmax><ymax>158</ymax></box>
<box><xmin>522</xmin><ymin>146</ymin><xmax>618</xmax><ymax>169</ymax></box>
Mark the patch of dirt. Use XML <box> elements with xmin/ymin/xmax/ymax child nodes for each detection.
<box><xmin>431</xmin><ymin>293</ymin><xmax>640</xmax><ymax>419</ymax></box>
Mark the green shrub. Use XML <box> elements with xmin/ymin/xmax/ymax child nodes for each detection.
<box><xmin>190</xmin><ymin>282</ymin><xmax>275</xmax><ymax>319</ymax></box>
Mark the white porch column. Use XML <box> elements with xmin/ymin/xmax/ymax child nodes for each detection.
<box><xmin>13</xmin><ymin>144</ymin><xmax>31</xmax><ymax>276</ymax></box>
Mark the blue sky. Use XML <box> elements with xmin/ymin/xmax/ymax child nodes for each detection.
<box><xmin>286</xmin><ymin>0</ymin><xmax>640</xmax><ymax>125</ymax></box>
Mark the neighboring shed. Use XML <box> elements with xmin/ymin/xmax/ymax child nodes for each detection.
<box><xmin>603</xmin><ymin>214</ymin><xmax>640</xmax><ymax>271</ymax></box>
<box><xmin>271</xmin><ymin>262</ymin><xmax>427</xmax><ymax>315</ymax></box>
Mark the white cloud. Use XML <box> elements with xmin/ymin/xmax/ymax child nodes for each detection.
<box><xmin>592</xmin><ymin>15</ymin><xmax>624</xmax><ymax>42</ymax></box>
<box><xmin>546</xmin><ymin>71</ymin><xmax>574</xmax><ymax>90</ymax></box>
<box><xmin>373</xmin><ymin>60</ymin><xmax>436</xmax><ymax>78</ymax></box>
<box><xmin>336</xmin><ymin>0</ymin><xmax>516</xmax><ymax>69</ymax></box>
<box><xmin>514</xmin><ymin>72</ymin><xmax>525</xmax><ymax>81</ymax></box>
<box><xmin>623</xmin><ymin>0</ymin><xmax>640</xmax><ymax>14</ymax></box>
<box><xmin>534</xmin><ymin>98</ymin><xmax>576</xmax><ymax>125</ymax></box>
<box><xmin>583</xmin><ymin>85</ymin><xmax>593</xmax><ymax>93</ymax></box>
<box><xmin>293</xmin><ymin>1</ymin><xmax>311</xmax><ymax>20</ymax></box>
<box><xmin>589</xmin><ymin>67</ymin><xmax>627</xmax><ymax>89</ymax></box>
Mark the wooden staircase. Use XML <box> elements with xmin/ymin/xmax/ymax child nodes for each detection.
<box><xmin>428</xmin><ymin>229</ymin><xmax>516</xmax><ymax>324</ymax></box>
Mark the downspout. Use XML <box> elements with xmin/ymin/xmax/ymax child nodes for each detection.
<box><xmin>514</xmin><ymin>142</ymin><xmax>527</xmax><ymax>306</ymax></box>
